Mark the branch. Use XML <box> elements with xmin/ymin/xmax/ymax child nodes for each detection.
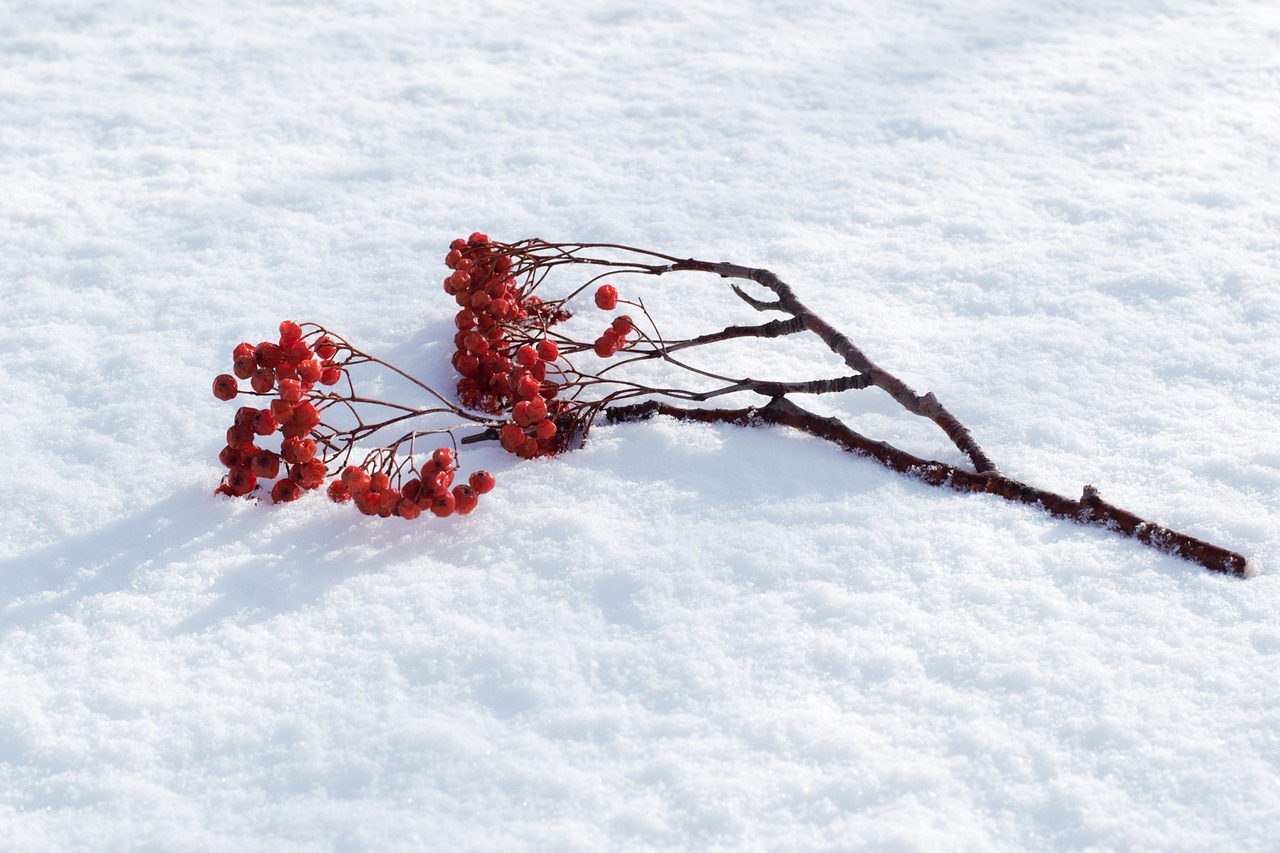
<box><xmin>604</xmin><ymin>398</ymin><xmax>1252</xmax><ymax>578</ymax></box>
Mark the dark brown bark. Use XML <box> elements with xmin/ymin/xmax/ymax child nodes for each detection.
<box><xmin>605</xmin><ymin>397</ymin><xmax>1252</xmax><ymax>578</ymax></box>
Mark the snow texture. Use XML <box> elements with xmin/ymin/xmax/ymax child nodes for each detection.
<box><xmin>2</xmin><ymin>0</ymin><xmax>1279</xmax><ymax>849</ymax></box>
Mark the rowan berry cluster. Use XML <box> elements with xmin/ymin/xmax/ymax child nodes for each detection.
<box><xmin>328</xmin><ymin>447</ymin><xmax>495</xmax><ymax>519</ymax></box>
<box><xmin>212</xmin><ymin>319</ymin><xmax>497</xmax><ymax>519</ymax></box>
<box><xmin>446</xmin><ymin>232</ymin><xmax>575</xmax><ymax>459</ymax></box>
<box><xmin>212</xmin><ymin>321</ymin><xmax>344</xmax><ymax>501</ymax></box>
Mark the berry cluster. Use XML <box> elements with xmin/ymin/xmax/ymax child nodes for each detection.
<box><xmin>445</xmin><ymin>232</ymin><xmax>575</xmax><ymax>459</ymax></box>
<box><xmin>212</xmin><ymin>320</ymin><xmax>497</xmax><ymax>519</ymax></box>
<box><xmin>212</xmin><ymin>321</ymin><xmax>343</xmax><ymax>500</ymax></box>
<box><xmin>328</xmin><ymin>447</ymin><xmax>495</xmax><ymax>519</ymax></box>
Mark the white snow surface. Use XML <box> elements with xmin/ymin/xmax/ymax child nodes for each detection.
<box><xmin>3</xmin><ymin>0</ymin><xmax>1279</xmax><ymax>849</ymax></box>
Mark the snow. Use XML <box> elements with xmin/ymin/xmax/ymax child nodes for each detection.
<box><xmin>2</xmin><ymin>0</ymin><xmax>1279</xmax><ymax>849</ymax></box>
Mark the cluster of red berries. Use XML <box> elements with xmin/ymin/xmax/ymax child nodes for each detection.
<box><xmin>212</xmin><ymin>321</ymin><xmax>344</xmax><ymax>501</ymax></box>
<box><xmin>213</xmin><ymin>320</ymin><xmax>497</xmax><ymax>519</ymax></box>
<box><xmin>592</xmin><ymin>283</ymin><xmax>635</xmax><ymax>358</ymax></box>
<box><xmin>446</xmin><ymin>233</ymin><xmax>574</xmax><ymax>459</ymax></box>
<box><xmin>327</xmin><ymin>447</ymin><xmax>495</xmax><ymax>519</ymax></box>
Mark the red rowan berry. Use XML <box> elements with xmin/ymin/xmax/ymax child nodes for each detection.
<box><xmin>445</xmin><ymin>248</ymin><xmax>462</xmax><ymax>269</ymax></box>
<box><xmin>281</xmin><ymin>436</ymin><xmax>317</xmax><ymax>465</ymax></box>
<box><xmin>464</xmin><ymin>332</ymin><xmax>490</xmax><ymax>356</ymax></box>
<box><xmin>500</xmin><ymin>424</ymin><xmax>526</xmax><ymax>452</ymax></box>
<box><xmin>611</xmin><ymin>315</ymin><xmax>635</xmax><ymax>336</ymax></box>
<box><xmin>469</xmin><ymin>470</ymin><xmax>496</xmax><ymax>494</ymax></box>
<box><xmin>234</xmin><ymin>406</ymin><xmax>258</xmax><ymax>427</ymax></box>
<box><xmin>398</xmin><ymin>499</ymin><xmax>422</xmax><ymax>520</ymax></box>
<box><xmin>285</xmin><ymin>339</ymin><xmax>313</xmax><ymax>364</ymax></box>
<box><xmin>401</xmin><ymin>478</ymin><xmax>423</xmax><ymax>503</ymax></box>
<box><xmin>429</xmin><ymin>491</ymin><xmax>456</xmax><ymax>517</ymax></box>
<box><xmin>294</xmin><ymin>459</ymin><xmax>326</xmax><ymax>490</ymax></box>
<box><xmin>327</xmin><ymin>480</ymin><xmax>351</xmax><ymax>502</ymax></box>
<box><xmin>233</xmin><ymin>353</ymin><xmax>257</xmax><ymax>380</ymax></box>
<box><xmin>595</xmin><ymin>284</ymin><xmax>619</xmax><ymax>310</ymax></box>
<box><xmin>219</xmin><ymin>445</ymin><xmax>243</xmax><ymax>469</ymax></box>
<box><xmin>320</xmin><ymin>366</ymin><xmax>342</xmax><ymax>386</ymax></box>
<box><xmin>470</xmin><ymin>291</ymin><xmax>492</xmax><ymax>312</ymax></box>
<box><xmin>255</xmin><ymin>341</ymin><xmax>284</xmax><ymax>369</ymax></box>
<box><xmin>456</xmin><ymin>308</ymin><xmax>478</xmax><ymax>330</ymax></box>
<box><xmin>250</xmin><ymin>367</ymin><xmax>276</xmax><ymax>394</ymax></box>
<box><xmin>431</xmin><ymin>447</ymin><xmax>455</xmax><ymax>470</ymax></box>
<box><xmin>250</xmin><ymin>449</ymin><xmax>281</xmax><ymax>480</ymax></box>
<box><xmin>297</xmin><ymin>359</ymin><xmax>323</xmax><ymax>384</ymax></box>
<box><xmin>252</xmin><ymin>409</ymin><xmax>278</xmax><ymax>436</ymax></box>
<box><xmin>469</xmin><ymin>231</ymin><xmax>489</xmax><ymax>244</ymax></box>
<box><xmin>279</xmin><ymin>320</ymin><xmax>303</xmax><ymax>343</ymax></box>
<box><xmin>370</xmin><ymin>471</ymin><xmax>391</xmax><ymax>492</ymax></box>
<box><xmin>452</xmin><ymin>484</ymin><xmax>478</xmax><ymax>515</ymax></box>
<box><xmin>423</xmin><ymin>468</ymin><xmax>454</xmax><ymax>496</ymax></box>
<box><xmin>315</xmin><ymin>336</ymin><xmax>338</xmax><ymax>359</ymax></box>
<box><xmin>515</xmin><ymin>345</ymin><xmax>539</xmax><ymax>368</ymax></box>
<box><xmin>341</xmin><ymin>465</ymin><xmax>371</xmax><ymax>494</ymax></box>
<box><xmin>233</xmin><ymin>341</ymin><xmax>256</xmax><ymax>360</ymax></box>
<box><xmin>535</xmin><ymin>339</ymin><xmax>559</xmax><ymax>362</ymax></box>
<box><xmin>516</xmin><ymin>373</ymin><xmax>540</xmax><ymax>400</ymax></box>
<box><xmin>224</xmin><ymin>467</ymin><xmax>258</xmax><ymax>497</ymax></box>
<box><xmin>213</xmin><ymin>374</ymin><xmax>239</xmax><ymax>401</ymax></box>
<box><xmin>271</xmin><ymin>478</ymin><xmax>301</xmax><ymax>503</ymax></box>
<box><xmin>227</xmin><ymin>423</ymin><xmax>255</xmax><ymax>449</ymax></box>
<box><xmin>593</xmin><ymin>333</ymin><xmax>618</xmax><ymax>358</ymax></box>
<box><xmin>291</xmin><ymin>401</ymin><xmax>320</xmax><ymax>430</ymax></box>
<box><xmin>534</xmin><ymin>419</ymin><xmax>557</xmax><ymax>441</ymax></box>
<box><xmin>278</xmin><ymin>378</ymin><xmax>303</xmax><ymax>403</ymax></box>
<box><xmin>454</xmin><ymin>353</ymin><xmax>480</xmax><ymax>378</ymax></box>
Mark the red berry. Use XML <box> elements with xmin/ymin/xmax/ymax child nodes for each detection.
<box><xmin>469</xmin><ymin>231</ymin><xmax>489</xmax><ymax>245</ymax></box>
<box><xmin>534</xmin><ymin>419</ymin><xmax>557</xmax><ymax>440</ymax></box>
<box><xmin>456</xmin><ymin>308</ymin><xmax>478</xmax><ymax>330</ymax></box>
<box><xmin>277</xmin><ymin>378</ymin><xmax>303</xmax><ymax>404</ymax></box>
<box><xmin>281</xmin><ymin>436</ymin><xmax>316</xmax><ymax>465</ymax></box>
<box><xmin>233</xmin><ymin>353</ymin><xmax>257</xmax><ymax>380</ymax></box>
<box><xmin>252</xmin><ymin>409</ymin><xmax>278</xmax><ymax>436</ymax></box>
<box><xmin>233</xmin><ymin>341</ymin><xmax>256</xmax><ymax>360</ymax></box>
<box><xmin>398</xmin><ymin>499</ymin><xmax>422</xmax><ymax>520</ymax></box>
<box><xmin>516</xmin><ymin>373</ymin><xmax>540</xmax><ymax>400</ymax></box>
<box><xmin>515</xmin><ymin>345</ymin><xmax>539</xmax><ymax>368</ymax></box>
<box><xmin>255</xmin><ymin>341</ymin><xmax>283</xmax><ymax>369</ymax></box>
<box><xmin>593</xmin><ymin>333</ymin><xmax>618</xmax><ymax>358</ymax></box>
<box><xmin>293</xmin><ymin>459</ymin><xmax>326</xmax><ymax>490</ymax></box>
<box><xmin>226</xmin><ymin>423</ymin><xmax>255</xmax><ymax>449</ymax></box>
<box><xmin>320</xmin><ymin>366</ymin><xmax>342</xmax><ymax>386</ymax></box>
<box><xmin>370</xmin><ymin>471</ymin><xmax>391</xmax><ymax>492</ymax></box>
<box><xmin>314</xmin><ymin>336</ymin><xmax>338</xmax><ymax>359</ymax></box>
<box><xmin>297</xmin><ymin>359</ymin><xmax>323</xmax><ymax>384</ymax></box>
<box><xmin>535</xmin><ymin>339</ymin><xmax>559</xmax><ymax>362</ymax></box>
<box><xmin>213</xmin><ymin>374</ymin><xmax>239</xmax><ymax>401</ymax></box>
<box><xmin>327</xmin><ymin>480</ymin><xmax>351</xmax><ymax>503</ymax></box>
<box><xmin>341</xmin><ymin>465</ymin><xmax>371</xmax><ymax>494</ymax></box>
<box><xmin>469</xmin><ymin>470</ymin><xmax>496</xmax><ymax>494</ymax></box>
<box><xmin>594</xmin><ymin>284</ymin><xmax>619</xmax><ymax>311</ymax></box>
<box><xmin>429</xmin><ymin>491</ymin><xmax>456</xmax><ymax>517</ymax></box>
<box><xmin>279</xmin><ymin>320</ymin><xmax>303</xmax><ymax>343</ymax></box>
<box><xmin>452</xmin><ymin>484</ymin><xmax>478</xmax><ymax>515</ymax></box>
<box><xmin>500</xmin><ymin>424</ymin><xmax>525</xmax><ymax>452</ymax></box>
<box><xmin>611</xmin><ymin>315</ymin><xmax>635</xmax><ymax>336</ymax></box>
<box><xmin>250</xmin><ymin>367</ymin><xmax>276</xmax><ymax>394</ymax></box>
<box><xmin>224</xmin><ymin>467</ymin><xmax>258</xmax><ymax>497</ymax></box>
<box><xmin>464</xmin><ymin>331</ymin><xmax>489</xmax><ymax>355</ymax></box>
<box><xmin>431</xmin><ymin>447</ymin><xmax>455</xmax><ymax>470</ymax></box>
<box><xmin>271</xmin><ymin>478</ymin><xmax>301</xmax><ymax>503</ymax></box>
<box><xmin>250</xmin><ymin>449</ymin><xmax>281</xmax><ymax>479</ymax></box>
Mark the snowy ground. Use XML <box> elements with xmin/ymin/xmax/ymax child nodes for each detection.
<box><xmin>3</xmin><ymin>0</ymin><xmax>1279</xmax><ymax>849</ymax></box>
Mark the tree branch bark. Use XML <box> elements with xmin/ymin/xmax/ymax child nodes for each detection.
<box><xmin>604</xmin><ymin>397</ymin><xmax>1252</xmax><ymax>578</ymax></box>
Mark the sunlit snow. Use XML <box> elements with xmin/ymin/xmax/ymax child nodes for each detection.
<box><xmin>2</xmin><ymin>1</ymin><xmax>1278</xmax><ymax>849</ymax></box>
